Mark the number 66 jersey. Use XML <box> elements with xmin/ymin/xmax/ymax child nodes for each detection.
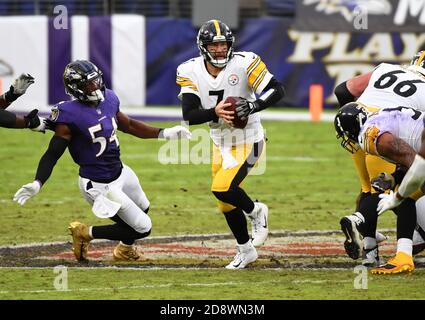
<box><xmin>50</xmin><ymin>88</ymin><xmax>122</xmax><ymax>182</ymax></box>
<box><xmin>357</xmin><ymin>63</ymin><xmax>425</xmax><ymax>110</ymax></box>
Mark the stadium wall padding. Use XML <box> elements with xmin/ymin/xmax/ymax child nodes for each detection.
<box><xmin>0</xmin><ymin>15</ymin><xmax>146</xmax><ymax>112</ymax></box>
<box><xmin>146</xmin><ymin>17</ymin><xmax>425</xmax><ymax>108</ymax></box>
<box><xmin>1</xmin><ymin>15</ymin><xmax>425</xmax><ymax>111</ymax></box>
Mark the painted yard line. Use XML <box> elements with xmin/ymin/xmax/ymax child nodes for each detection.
<box><xmin>0</xmin><ymin>229</ymin><xmax>397</xmax><ymax>250</ymax></box>
<box><xmin>0</xmin><ymin>266</ymin><xmax>364</xmax><ymax>271</ymax></box>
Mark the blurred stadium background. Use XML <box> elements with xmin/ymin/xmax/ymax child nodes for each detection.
<box><xmin>1</xmin><ymin>0</ymin><xmax>423</xmax><ymax>116</ymax></box>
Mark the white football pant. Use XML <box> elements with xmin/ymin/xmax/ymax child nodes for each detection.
<box><xmin>78</xmin><ymin>164</ymin><xmax>151</xmax><ymax>234</ymax></box>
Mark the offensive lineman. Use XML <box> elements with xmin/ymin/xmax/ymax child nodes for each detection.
<box><xmin>334</xmin><ymin>51</ymin><xmax>425</xmax><ymax>268</ymax></box>
<box><xmin>13</xmin><ymin>60</ymin><xmax>191</xmax><ymax>262</ymax></box>
<box><xmin>335</xmin><ymin>102</ymin><xmax>425</xmax><ymax>274</ymax></box>
<box><xmin>176</xmin><ymin>20</ymin><xmax>285</xmax><ymax>269</ymax></box>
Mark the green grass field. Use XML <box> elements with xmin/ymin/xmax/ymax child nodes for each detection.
<box><xmin>0</xmin><ymin>119</ymin><xmax>424</xmax><ymax>300</ymax></box>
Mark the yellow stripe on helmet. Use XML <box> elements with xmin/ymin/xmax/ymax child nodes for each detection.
<box><xmin>416</xmin><ymin>51</ymin><xmax>425</xmax><ymax>66</ymax></box>
<box><xmin>213</xmin><ymin>20</ymin><xmax>221</xmax><ymax>37</ymax></box>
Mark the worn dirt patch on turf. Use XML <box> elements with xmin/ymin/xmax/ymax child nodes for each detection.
<box><xmin>0</xmin><ymin>231</ymin><xmax>423</xmax><ymax>269</ymax></box>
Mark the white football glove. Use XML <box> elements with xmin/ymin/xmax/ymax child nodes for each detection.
<box><xmin>161</xmin><ymin>125</ymin><xmax>192</xmax><ymax>140</ymax></box>
<box><xmin>377</xmin><ymin>190</ymin><xmax>403</xmax><ymax>215</ymax></box>
<box><xmin>13</xmin><ymin>181</ymin><xmax>41</xmax><ymax>206</ymax></box>
<box><xmin>11</xmin><ymin>73</ymin><xmax>35</xmax><ymax>95</ymax></box>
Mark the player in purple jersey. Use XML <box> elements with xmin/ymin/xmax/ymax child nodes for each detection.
<box><xmin>0</xmin><ymin>73</ymin><xmax>44</xmax><ymax>131</ymax></box>
<box><xmin>13</xmin><ymin>60</ymin><xmax>191</xmax><ymax>262</ymax></box>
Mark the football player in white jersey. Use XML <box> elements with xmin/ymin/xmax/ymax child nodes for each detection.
<box><xmin>334</xmin><ymin>102</ymin><xmax>425</xmax><ymax>274</ymax></box>
<box><xmin>176</xmin><ymin>20</ymin><xmax>285</xmax><ymax>269</ymax></box>
<box><xmin>334</xmin><ymin>51</ymin><xmax>425</xmax><ymax>266</ymax></box>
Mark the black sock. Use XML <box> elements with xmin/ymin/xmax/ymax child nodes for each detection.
<box><xmin>357</xmin><ymin>193</ymin><xmax>380</xmax><ymax>238</ymax></box>
<box><xmin>393</xmin><ymin>198</ymin><xmax>416</xmax><ymax>240</ymax></box>
<box><xmin>92</xmin><ymin>224</ymin><xmax>151</xmax><ymax>242</ymax></box>
<box><xmin>224</xmin><ymin>208</ymin><xmax>250</xmax><ymax>244</ymax></box>
<box><xmin>213</xmin><ymin>187</ymin><xmax>255</xmax><ymax>213</ymax></box>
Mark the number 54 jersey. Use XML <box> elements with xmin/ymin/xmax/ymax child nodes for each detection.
<box><xmin>358</xmin><ymin>63</ymin><xmax>425</xmax><ymax>110</ymax></box>
<box><xmin>50</xmin><ymin>88</ymin><xmax>122</xmax><ymax>182</ymax></box>
<box><xmin>176</xmin><ymin>52</ymin><xmax>274</xmax><ymax>146</ymax></box>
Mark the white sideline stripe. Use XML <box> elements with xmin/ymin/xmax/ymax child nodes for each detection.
<box><xmin>121</xmin><ymin>155</ymin><xmax>332</xmax><ymax>162</ymax></box>
<box><xmin>0</xmin><ymin>229</ymin><xmax>396</xmax><ymax>250</ymax></box>
<box><xmin>119</xmin><ymin>106</ymin><xmax>336</xmax><ymax>122</ymax></box>
<box><xmin>268</xmin><ymin>156</ymin><xmax>331</xmax><ymax>162</ymax></box>
<box><xmin>0</xmin><ymin>278</ymin><xmax>351</xmax><ymax>294</ymax></box>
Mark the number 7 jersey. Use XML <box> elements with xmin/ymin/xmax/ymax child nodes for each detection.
<box><xmin>176</xmin><ymin>52</ymin><xmax>274</xmax><ymax>146</ymax></box>
<box><xmin>357</xmin><ymin>63</ymin><xmax>425</xmax><ymax>110</ymax></box>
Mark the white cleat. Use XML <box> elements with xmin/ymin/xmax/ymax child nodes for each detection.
<box><xmin>246</xmin><ymin>202</ymin><xmax>269</xmax><ymax>247</ymax></box>
<box><xmin>376</xmin><ymin>231</ymin><xmax>388</xmax><ymax>244</ymax></box>
<box><xmin>362</xmin><ymin>246</ymin><xmax>383</xmax><ymax>267</ymax></box>
<box><xmin>225</xmin><ymin>241</ymin><xmax>258</xmax><ymax>270</ymax></box>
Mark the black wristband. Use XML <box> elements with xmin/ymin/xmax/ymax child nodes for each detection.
<box><xmin>4</xmin><ymin>86</ymin><xmax>20</xmax><ymax>103</ymax></box>
<box><xmin>158</xmin><ymin>128</ymin><xmax>165</xmax><ymax>139</ymax></box>
<box><xmin>334</xmin><ymin>81</ymin><xmax>356</xmax><ymax>107</ymax></box>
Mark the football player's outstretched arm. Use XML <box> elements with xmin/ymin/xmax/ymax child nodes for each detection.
<box><xmin>0</xmin><ymin>73</ymin><xmax>35</xmax><ymax>110</ymax></box>
<box><xmin>0</xmin><ymin>108</ymin><xmax>45</xmax><ymax>131</ymax></box>
<box><xmin>375</xmin><ymin>132</ymin><xmax>419</xmax><ymax>214</ymax></box>
<box><xmin>334</xmin><ymin>72</ymin><xmax>372</xmax><ymax>106</ymax></box>
<box><xmin>13</xmin><ymin>124</ymin><xmax>69</xmax><ymax>205</ymax></box>
<box><xmin>376</xmin><ymin>132</ymin><xmax>416</xmax><ymax>168</ymax></box>
<box><xmin>393</xmin><ymin>130</ymin><xmax>425</xmax><ymax>200</ymax></box>
<box><xmin>117</xmin><ymin>111</ymin><xmax>162</xmax><ymax>138</ymax></box>
<box><xmin>116</xmin><ymin>111</ymin><xmax>191</xmax><ymax>140</ymax></box>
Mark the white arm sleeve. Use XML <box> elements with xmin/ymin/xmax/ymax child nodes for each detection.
<box><xmin>398</xmin><ymin>154</ymin><xmax>425</xmax><ymax>198</ymax></box>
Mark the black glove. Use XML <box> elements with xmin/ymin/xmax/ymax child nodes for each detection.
<box><xmin>371</xmin><ymin>173</ymin><xmax>395</xmax><ymax>193</ymax></box>
<box><xmin>43</xmin><ymin>118</ymin><xmax>57</xmax><ymax>131</ymax></box>
<box><xmin>5</xmin><ymin>74</ymin><xmax>35</xmax><ymax>103</ymax></box>
<box><xmin>24</xmin><ymin>109</ymin><xmax>41</xmax><ymax>129</ymax></box>
<box><xmin>235</xmin><ymin>98</ymin><xmax>259</xmax><ymax>121</ymax></box>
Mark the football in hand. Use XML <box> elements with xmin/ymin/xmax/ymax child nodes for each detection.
<box><xmin>224</xmin><ymin>96</ymin><xmax>248</xmax><ymax>129</ymax></box>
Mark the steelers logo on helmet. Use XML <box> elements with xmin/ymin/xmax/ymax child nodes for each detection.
<box><xmin>197</xmin><ymin>19</ymin><xmax>235</xmax><ymax>69</ymax></box>
<box><xmin>334</xmin><ymin>102</ymin><xmax>368</xmax><ymax>153</ymax></box>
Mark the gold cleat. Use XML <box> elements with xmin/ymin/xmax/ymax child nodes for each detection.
<box><xmin>68</xmin><ymin>221</ymin><xmax>92</xmax><ymax>262</ymax></box>
<box><xmin>371</xmin><ymin>252</ymin><xmax>414</xmax><ymax>275</ymax></box>
<box><xmin>113</xmin><ymin>242</ymin><xmax>147</xmax><ymax>261</ymax></box>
